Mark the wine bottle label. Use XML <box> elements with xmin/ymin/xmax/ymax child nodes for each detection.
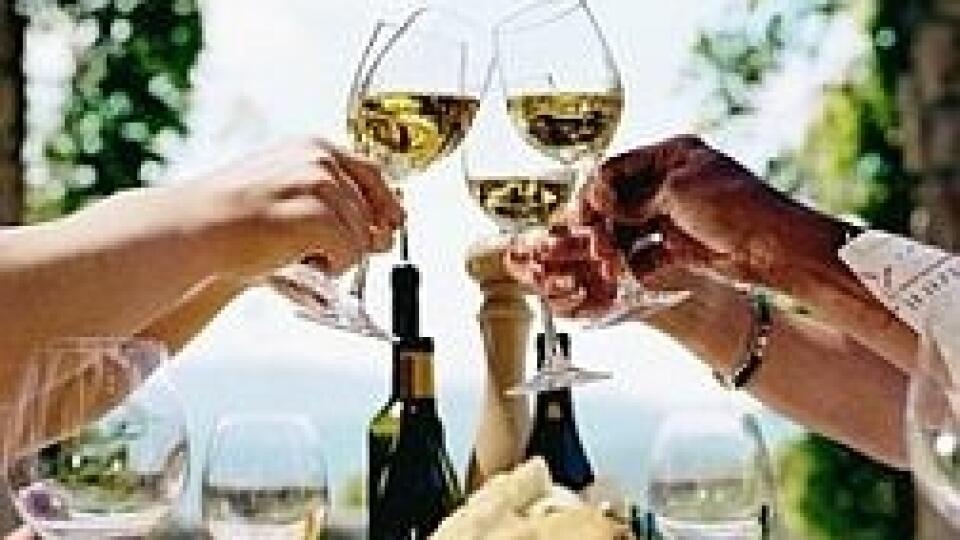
<box><xmin>838</xmin><ymin>230</ymin><xmax>960</xmax><ymax>333</ymax></box>
<box><xmin>397</xmin><ymin>350</ymin><xmax>435</xmax><ymax>399</ymax></box>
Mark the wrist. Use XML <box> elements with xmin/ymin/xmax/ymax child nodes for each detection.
<box><xmin>646</xmin><ymin>272</ymin><xmax>753</xmax><ymax>373</ymax></box>
<box><xmin>174</xmin><ymin>183</ymin><xmax>252</xmax><ymax>280</ymax></box>
<box><xmin>741</xmin><ymin>190</ymin><xmax>856</xmax><ymax>299</ymax></box>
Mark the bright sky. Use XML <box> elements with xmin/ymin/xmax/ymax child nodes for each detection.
<box><xmin>141</xmin><ymin>0</ymin><xmax>864</xmax><ymax>509</ymax></box>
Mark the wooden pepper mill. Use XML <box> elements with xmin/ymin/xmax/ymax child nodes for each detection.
<box><xmin>464</xmin><ymin>237</ymin><xmax>533</xmax><ymax>493</ymax></box>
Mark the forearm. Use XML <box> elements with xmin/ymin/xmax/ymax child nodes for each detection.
<box><xmin>2</xmin><ymin>280</ymin><xmax>245</xmax><ymax>459</ymax></box>
<box><xmin>742</xmin><ymin>186</ymin><xmax>917</xmax><ymax>371</ymax></box>
<box><xmin>0</xmin><ymin>188</ymin><xmax>216</xmax><ymax>374</ymax></box>
<box><xmin>648</xmin><ymin>274</ymin><xmax>907</xmax><ymax>467</ymax></box>
<box><xmin>137</xmin><ymin>278</ymin><xmax>247</xmax><ymax>352</ymax></box>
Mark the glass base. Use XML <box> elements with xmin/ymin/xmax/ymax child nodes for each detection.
<box><xmin>267</xmin><ymin>265</ymin><xmax>389</xmax><ymax>341</ymax></box>
<box><xmin>507</xmin><ymin>367</ymin><xmax>611</xmax><ymax>395</ymax></box>
<box><xmin>586</xmin><ymin>288</ymin><xmax>692</xmax><ymax>330</ymax></box>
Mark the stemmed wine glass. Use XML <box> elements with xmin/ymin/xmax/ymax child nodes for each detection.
<box><xmin>647</xmin><ymin>409</ymin><xmax>772</xmax><ymax>539</ymax></box>
<box><xmin>279</xmin><ymin>7</ymin><xmax>489</xmax><ymax>340</ymax></box>
<box><xmin>494</xmin><ymin>0</ymin><xmax>689</xmax><ymax>345</ymax></box>
<box><xmin>4</xmin><ymin>338</ymin><xmax>188</xmax><ymax>539</ymax></box>
<box><xmin>907</xmin><ymin>295</ymin><xmax>960</xmax><ymax>529</ymax></box>
<box><xmin>462</xmin><ymin>86</ymin><xmax>611</xmax><ymax>392</ymax></box>
<box><xmin>201</xmin><ymin>414</ymin><xmax>329</xmax><ymax>540</ymax></box>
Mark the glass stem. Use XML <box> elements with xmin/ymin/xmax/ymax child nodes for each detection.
<box><xmin>539</xmin><ymin>296</ymin><xmax>565</xmax><ymax>371</ymax></box>
<box><xmin>351</xmin><ymin>187</ymin><xmax>408</xmax><ymax>301</ymax></box>
<box><xmin>395</xmin><ymin>186</ymin><xmax>409</xmax><ymax>260</ymax></box>
<box><xmin>348</xmin><ymin>256</ymin><xmax>370</xmax><ymax>301</ymax></box>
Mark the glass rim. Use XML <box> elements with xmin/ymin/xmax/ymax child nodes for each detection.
<box><xmin>494</xmin><ymin>0</ymin><xmax>589</xmax><ymax>35</ymax></box>
<box><xmin>355</xmin><ymin>6</ymin><xmax>491</xmax><ymax>98</ymax></box>
<box><xmin>209</xmin><ymin>412</ymin><xmax>320</xmax><ymax>437</ymax></box>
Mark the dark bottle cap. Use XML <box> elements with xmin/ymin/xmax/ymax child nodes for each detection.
<box><xmin>391</xmin><ymin>263</ymin><xmax>420</xmax><ymax>339</ymax></box>
<box><xmin>536</xmin><ymin>332</ymin><xmax>571</xmax><ymax>370</ymax></box>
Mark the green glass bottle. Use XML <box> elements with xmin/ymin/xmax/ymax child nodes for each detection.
<box><xmin>368</xmin><ymin>264</ymin><xmax>462</xmax><ymax>539</ymax></box>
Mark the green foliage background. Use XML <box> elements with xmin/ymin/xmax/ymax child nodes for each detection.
<box><xmin>23</xmin><ymin>0</ymin><xmax>201</xmax><ymax>221</ymax></box>
<box><xmin>693</xmin><ymin>0</ymin><xmax>916</xmax><ymax>537</ymax></box>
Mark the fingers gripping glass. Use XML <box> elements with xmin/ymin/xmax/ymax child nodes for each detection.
<box><xmin>271</xmin><ymin>8</ymin><xmax>486</xmax><ymax>341</ymax></box>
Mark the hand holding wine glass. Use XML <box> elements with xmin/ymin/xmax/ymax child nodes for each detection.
<box><xmin>291</xmin><ymin>7</ymin><xmax>488</xmax><ymax>339</ymax></box>
<box><xmin>185</xmin><ymin>138</ymin><xmax>403</xmax><ymax>281</ymax></box>
<box><xmin>505</xmin><ymin>135</ymin><xmax>784</xmax><ymax>322</ymax></box>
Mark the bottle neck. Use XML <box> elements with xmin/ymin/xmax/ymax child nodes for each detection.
<box><xmin>392</xmin><ymin>345</ymin><xmax>435</xmax><ymax>401</ymax></box>
<box><xmin>391</xmin><ymin>263</ymin><xmax>420</xmax><ymax>339</ymax></box>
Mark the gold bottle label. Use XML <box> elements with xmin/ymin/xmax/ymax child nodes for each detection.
<box><xmin>398</xmin><ymin>350</ymin><xmax>434</xmax><ymax>399</ymax></box>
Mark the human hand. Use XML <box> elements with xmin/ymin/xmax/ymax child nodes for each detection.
<box><xmin>506</xmin><ymin>136</ymin><xmax>768</xmax><ymax>318</ymax></box>
<box><xmin>182</xmin><ymin>138</ymin><xmax>404</xmax><ymax>281</ymax></box>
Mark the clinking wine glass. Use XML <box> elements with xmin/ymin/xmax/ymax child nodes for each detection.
<box><xmin>495</xmin><ymin>0</ymin><xmax>689</xmax><ymax>343</ymax></box>
<box><xmin>282</xmin><ymin>7</ymin><xmax>488</xmax><ymax>340</ymax></box>
<box><xmin>462</xmin><ymin>89</ymin><xmax>610</xmax><ymax>393</ymax></box>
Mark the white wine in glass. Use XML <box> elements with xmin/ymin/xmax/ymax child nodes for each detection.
<box><xmin>466</xmin><ymin>170</ymin><xmax>575</xmax><ymax>231</ymax></box>
<box><xmin>352</xmin><ymin>91</ymin><xmax>480</xmax><ymax>183</ymax></box>
<box><xmin>506</xmin><ymin>90</ymin><xmax>624</xmax><ymax>166</ymax></box>
<box><xmin>495</xmin><ymin>0</ymin><xmax>635</xmax><ymax>392</ymax></box>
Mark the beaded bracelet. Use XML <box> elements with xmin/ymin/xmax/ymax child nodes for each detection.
<box><xmin>715</xmin><ymin>288</ymin><xmax>774</xmax><ymax>390</ymax></box>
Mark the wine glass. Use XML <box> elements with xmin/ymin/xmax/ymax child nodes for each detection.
<box><xmin>907</xmin><ymin>294</ymin><xmax>960</xmax><ymax>529</ymax></box>
<box><xmin>495</xmin><ymin>0</ymin><xmax>689</xmax><ymax>336</ymax></box>
<box><xmin>286</xmin><ymin>7</ymin><xmax>489</xmax><ymax>340</ymax></box>
<box><xmin>647</xmin><ymin>410</ymin><xmax>771</xmax><ymax>539</ymax></box>
<box><xmin>201</xmin><ymin>414</ymin><xmax>329</xmax><ymax>540</ymax></box>
<box><xmin>266</xmin><ymin>18</ymin><xmax>400</xmax><ymax>342</ymax></box>
<box><xmin>4</xmin><ymin>338</ymin><xmax>188</xmax><ymax>539</ymax></box>
<box><xmin>461</xmin><ymin>78</ymin><xmax>610</xmax><ymax>393</ymax></box>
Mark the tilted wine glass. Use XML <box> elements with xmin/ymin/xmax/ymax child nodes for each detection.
<box><xmin>495</xmin><ymin>0</ymin><xmax>689</xmax><ymax>342</ymax></box>
<box><xmin>278</xmin><ymin>7</ymin><xmax>489</xmax><ymax>340</ymax></box>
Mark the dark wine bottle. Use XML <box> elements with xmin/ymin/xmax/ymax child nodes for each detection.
<box><xmin>368</xmin><ymin>263</ymin><xmax>420</xmax><ymax>520</ymax></box>
<box><xmin>368</xmin><ymin>264</ymin><xmax>462</xmax><ymax>539</ymax></box>
<box><xmin>524</xmin><ymin>332</ymin><xmax>595</xmax><ymax>492</ymax></box>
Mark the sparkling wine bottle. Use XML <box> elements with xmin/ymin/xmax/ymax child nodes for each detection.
<box><xmin>524</xmin><ymin>332</ymin><xmax>595</xmax><ymax>492</ymax></box>
<box><xmin>368</xmin><ymin>264</ymin><xmax>462</xmax><ymax>539</ymax></box>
